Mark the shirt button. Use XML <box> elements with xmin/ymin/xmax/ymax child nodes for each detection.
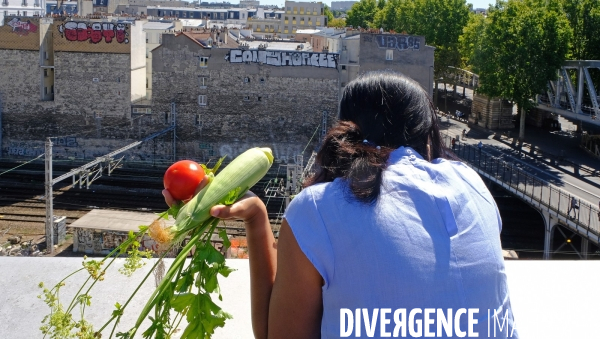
<box><xmin>406</xmin><ymin>149</ymin><xmax>412</xmax><ymax>154</ymax></box>
<box><xmin>410</xmin><ymin>155</ymin><xmax>416</xmax><ymax>160</ymax></box>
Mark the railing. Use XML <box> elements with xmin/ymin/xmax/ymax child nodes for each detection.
<box><xmin>446</xmin><ymin>137</ymin><xmax>600</xmax><ymax>242</ymax></box>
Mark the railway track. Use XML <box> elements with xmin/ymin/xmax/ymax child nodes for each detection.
<box><xmin>0</xmin><ymin>159</ymin><xmax>288</xmax><ymax>243</ymax></box>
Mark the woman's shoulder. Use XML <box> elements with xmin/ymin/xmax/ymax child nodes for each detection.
<box><xmin>291</xmin><ymin>180</ymin><xmax>343</xmax><ymax>205</ymax></box>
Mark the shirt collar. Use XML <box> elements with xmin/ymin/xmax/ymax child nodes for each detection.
<box><xmin>388</xmin><ymin>146</ymin><xmax>424</xmax><ymax>165</ymax></box>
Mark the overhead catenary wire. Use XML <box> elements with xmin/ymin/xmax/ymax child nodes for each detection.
<box><xmin>0</xmin><ymin>153</ymin><xmax>45</xmax><ymax>177</ymax></box>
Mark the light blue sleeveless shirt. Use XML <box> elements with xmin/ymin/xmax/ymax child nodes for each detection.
<box><xmin>284</xmin><ymin>147</ymin><xmax>517</xmax><ymax>338</ymax></box>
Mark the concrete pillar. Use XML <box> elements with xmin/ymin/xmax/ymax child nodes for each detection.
<box><xmin>581</xmin><ymin>238</ymin><xmax>589</xmax><ymax>260</ymax></box>
<box><xmin>542</xmin><ymin>210</ymin><xmax>555</xmax><ymax>260</ymax></box>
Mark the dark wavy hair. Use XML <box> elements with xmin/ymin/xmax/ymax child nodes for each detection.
<box><xmin>304</xmin><ymin>71</ymin><xmax>449</xmax><ymax>203</ymax></box>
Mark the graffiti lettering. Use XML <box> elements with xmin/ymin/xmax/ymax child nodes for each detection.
<box><xmin>8</xmin><ymin>147</ymin><xmax>44</xmax><ymax>156</ymax></box>
<box><xmin>57</xmin><ymin>22</ymin><xmax>128</xmax><ymax>44</ymax></box>
<box><xmin>7</xmin><ymin>18</ymin><xmax>38</xmax><ymax>36</ymax></box>
<box><xmin>101</xmin><ymin>231</ymin><xmax>126</xmax><ymax>250</ymax></box>
<box><xmin>55</xmin><ymin>136</ymin><xmax>78</xmax><ymax>147</ymax></box>
<box><xmin>375</xmin><ymin>35</ymin><xmax>420</xmax><ymax>51</ymax></box>
<box><xmin>226</xmin><ymin>50</ymin><xmax>338</xmax><ymax>68</ymax></box>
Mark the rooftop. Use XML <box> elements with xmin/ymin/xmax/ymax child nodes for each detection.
<box><xmin>1</xmin><ymin>259</ymin><xmax>599</xmax><ymax>338</ymax></box>
<box><xmin>143</xmin><ymin>21</ymin><xmax>176</xmax><ymax>30</ymax></box>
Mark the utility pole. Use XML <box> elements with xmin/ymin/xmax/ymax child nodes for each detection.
<box><xmin>171</xmin><ymin>101</ymin><xmax>177</xmax><ymax>162</ymax></box>
<box><xmin>44</xmin><ymin>138</ymin><xmax>54</xmax><ymax>254</ymax></box>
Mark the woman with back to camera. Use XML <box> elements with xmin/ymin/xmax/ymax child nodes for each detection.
<box><xmin>165</xmin><ymin>71</ymin><xmax>517</xmax><ymax>338</ymax></box>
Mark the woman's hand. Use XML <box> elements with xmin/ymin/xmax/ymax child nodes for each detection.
<box><xmin>209</xmin><ymin>192</ymin><xmax>268</xmax><ymax>227</ymax></box>
<box><xmin>162</xmin><ymin>175</ymin><xmax>209</xmax><ymax>207</ymax></box>
<box><xmin>162</xmin><ymin>174</ymin><xmax>267</xmax><ymax>226</ymax></box>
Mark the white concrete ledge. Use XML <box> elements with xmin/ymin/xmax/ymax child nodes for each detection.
<box><xmin>1</xmin><ymin>259</ymin><xmax>599</xmax><ymax>338</ymax></box>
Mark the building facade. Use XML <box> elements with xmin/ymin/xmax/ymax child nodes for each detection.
<box><xmin>331</xmin><ymin>1</ymin><xmax>356</xmax><ymax>11</ymax></box>
<box><xmin>151</xmin><ymin>32</ymin><xmax>339</xmax><ymax>162</ymax></box>
<box><xmin>339</xmin><ymin>32</ymin><xmax>435</xmax><ymax>98</ymax></box>
<box><xmin>0</xmin><ymin>16</ymin><xmax>148</xmax><ymax>159</ymax></box>
<box><xmin>1</xmin><ymin>0</ymin><xmax>45</xmax><ymax>25</ymax></box>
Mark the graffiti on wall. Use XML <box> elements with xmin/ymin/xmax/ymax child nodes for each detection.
<box><xmin>373</xmin><ymin>35</ymin><xmax>420</xmax><ymax>51</ymax></box>
<box><xmin>57</xmin><ymin>22</ymin><xmax>129</xmax><ymax>44</ymax></box>
<box><xmin>7</xmin><ymin>18</ymin><xmax>38</xmax><ymax>36</ymax></box>
<box><xmin>225</xmin><ymin>49</ymin><xmax>338</xmax><ymax>68</ymax></box>
<box><xmin>7</xmin><ymin>147</ymin><xmax>44</xmax><ymax>156</ymax></box>
<box><xmin>74</xmin><ymin>228</ymin><xmax>167</xmax><ymax>254</ymax></box>
<box><xmin>55</xmin><ymin>136</ymin><xmax>79</xmax><ymax>147</ymax></box>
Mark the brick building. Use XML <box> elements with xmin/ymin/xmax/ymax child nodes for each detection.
<box><xmin>150</xmin><ymin>31</ymin><xmax>339</xmax><ymax>163</ymax></box>
<box><xmin>0</xmin><ymin>17</ymin><xmax>435</xmax><ymax>165</ymax></box>
<box><xmin>340</xmin><ymin>32</ymin><xmax>435</xmax><ymax>99</ymax></box>
<box><xmin>0</xmin><ymin>16</ymin><xmax>147</xmax><ymax>159</ymax></box>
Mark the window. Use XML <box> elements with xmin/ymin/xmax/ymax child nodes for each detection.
<box><xmin>117</xmin><ymin>77</ymin><xmax>120</xmax><ymax>83</ymax></box>
<box><xmin>164</xmin><ymin>112</ymin><xmax>170</xmax><ymax>124</ymax></box>
<box><xmin>244</xmin><ymin>77</ymin><xmax>250</xmax><ymax>83</ymax></box>
<box><xmin>257</xmin><ymin>96</ymin><xmax>262</xmax><ymax>101</ymax></box>
<box><xmin>50</xmin><ymin>85</ymin><xmax>54</xmax><ymax>94</ymax></box>
<box><xmin>386</xmin><ymin>49</ymin><xmax>393</xmax><ymax>61</ymax></box>
<box><xmin>199</xmin><ymin>56</ymin><xmax>208</xmax><ymax>67</ymax></box>
<box><xmin>21</xmin><ymin>0</ymin><xmax>27</xmax><ymax>6</ymax></box>
<box><xmin>44</xmin><ymin>51</ymin><xmax>48</xmax><ymax>60</ymax></box>
<box><xmin>199</xmin><ymin>76</ymin><xmax>208</xmax><ymax>88</ymax></box>
<box><xmin>341</xmin><ymin>65</ymin><xmax>346</xmax><ymax>70</ymax></box>
<box><xmin>195</xmin><ymin>114</ymin><xmax>202</xmax><ymax>126</ymax></box>
<box><xmin>260</xmin><ymin>78</ymin><xmax>265</xmax><ymax>83</ymax></box>
<box><xmin>95</xmin><ymin>112</ymin><xmax>103</xmax><ymax>119</ymax></box>
<box><xmin>243</xmin><ymin>96</ymin><xmax>250</xmax><ymax>101</ymax></box>
<box><xmin>23</xmin><ymin>11</ymin><xmax>27</xmax><ymax>16</ymax></box>
<box><xmin>44</xmin><ymin>69</ymin><xmax>48</xmax><ymax>77</ymax></box>
<box><xmin>198</xmin><ymin>95</ymin><xmax>207</xmax><ymax>106</ymax></box>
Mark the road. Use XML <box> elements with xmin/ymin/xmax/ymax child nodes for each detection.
<box><xmin>439</xmin><ymin>116</ymin><xmax>600</xmax><ymax>207</ymax></box>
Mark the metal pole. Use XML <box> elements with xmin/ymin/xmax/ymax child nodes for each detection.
<box><xmin>45</xmin><ymin>138</ymin><xmax>54</xmax><ymax>254</ymax></box>
<box><xmin>171</xmin><ymin>101</ymin><xmax>176</xmax><ymax>162</ymax></box>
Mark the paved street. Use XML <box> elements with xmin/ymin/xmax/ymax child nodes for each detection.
<box><xmin>439</xmin><ymin>114</ymin><xmax>600</xmax><ymax>207</ymax></box>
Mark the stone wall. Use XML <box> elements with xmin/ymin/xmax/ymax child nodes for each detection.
<box><xmin>151</xmin><ymin>34</ymin><xmax>339</xmax><ymax>162</ymax></box>
<box><xmin>358</xmin><ymin>33</ymin><xmax>434</xmax><ymax>98</ymax></box>
<box><xmin>54</xmin><ymin>51</ymin><xmax>132</xmax><ymax>117</ymax></box>
<box><xmin>470</xmin><ymin>93</ymin><xmax>514</xmax><ymax>130</ymax></box>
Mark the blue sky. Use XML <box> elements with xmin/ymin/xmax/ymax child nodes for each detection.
<box><xmin>228</xmin><ymin>0</ymin><xmax>495</xmax><ymax>10</ymax></box>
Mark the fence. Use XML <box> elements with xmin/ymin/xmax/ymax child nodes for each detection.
<box><xmin>445</xmin><ymin>136</ymin><xmax>600</xmax><ymax>241</ymax></box>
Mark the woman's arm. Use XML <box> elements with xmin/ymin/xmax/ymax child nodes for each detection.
<box><xmin>268</xmin><ymin>219</ymin><xmax>323</xmax><ymax>339</ymax></box>
<box><xmin>211</xmin><ymin>194</ymin><xmax>277</xmax><ymax>338</ymax></box>
<box><xmin>167</xmin><ymin>186</ymin><xmax>323</xmax><ymax>338</ymax></box>
<box><xmin>211</xmin><ymin>198</ymin><xmax>323</xmax><ymax>339</ymax></box>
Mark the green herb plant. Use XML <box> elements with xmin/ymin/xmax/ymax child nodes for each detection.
<box><xmin>38</xmin><ymin>148</ymin><xmax>274</xmax><ymax>339</ymax></box>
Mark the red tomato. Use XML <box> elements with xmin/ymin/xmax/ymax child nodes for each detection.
<box><xmin>163</xmin><ymin>160</ymin><xmax>205</xmax><ymax>201</ymax></box>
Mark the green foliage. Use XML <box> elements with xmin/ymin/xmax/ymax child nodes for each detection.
<box><xmin>459</xmin><ymin>12</ymin><xmax>487</xmax><ymax>70</ymax></box>
<box><xmin>324</xmin><ymin>4</ymin><xmax>334</xmax><ymax>23</ymax></box>
<box><xmin>561</xmin><ymin>0</ymin><xmax>600</xmax><ymax>60</ymax></box>
<box><xmin>346</xmin><ymin>0</ymin><xmax>378</xmax><ymax>28</ymax></box>
<box><xmin>471</xmin><ymin>0</ymin><xmax>572</xmax><ymax>111</ymax></box>
<box><xmin>328</xmin><ymin>17</ymin><xmax>347</xmax><ymax>28</ymax></box>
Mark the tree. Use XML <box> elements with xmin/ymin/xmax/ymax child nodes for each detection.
<box><xmin>468</xmin><ymin>0</ymin><xmax>572</xmax><ymax>141</ymax></box>
<box><xmin>328</xmin><ymin>18</ymin><xmax>347</xmax><ymax>28</ymax></box>
<box><xmin>561</xmin><ymin>0</ymin><xmax>600</xmax><ymax>60</ymax></box>
<box><xmin>346</xmin><ymin>0</ymin><xmax>378</xmax><ymax>28</ymax></box>
<box><xmin>324</xmin><ymin>4</ymin><xmax>335</xmax><ymax>24</ymax></box>
<box><xmin>392</xmin><ymin>0</ymin><xmax>471</xmax><ymax>109</ymax></box>
<box><xmin>459</xmin><ymin>12</ymin><xmax>487</xmax><ymax>70</ymax></box>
